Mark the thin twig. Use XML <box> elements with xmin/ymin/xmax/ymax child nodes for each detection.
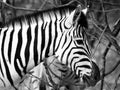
<box><xmin>92</xmin><ymin>19</ymin><xmax>120</xmax><ymax>55</ymax></box>
<box><xmin>0</xmin><ymin>1</ymin><xmax>39</xmax><ymax>11</ymax></box>
<box><xmin>0</xmin><ymin>1</ymin><xmax>5</xmax><ymax>24</ymax></box>
<box><xmin>100</xmin><ymin>0</ymin><xmax>108</xmax><ymax>90</ymax></box>
<box><xmin>102</xmin><ymin>19</ymin><xmax>120</xmax><ymax>76</ymax></box>
<box><xmin>89</xmin><ymin>11</ymin><xmax>103</xmax><ymax>26</ymax></box>
<box><xmin>88</xmin><ymin>8</ymin><xmax>120</xmax><ymax>79</ymax></box>
<box><xmin>91</xmin><ymin>8</ymin><xmax>120</xmax><ymax>13</ymax></box>
<box><xmin>86</xmin><ymin>32</ymin><xmax>118</xmax><ymax>55</ymax></box>
<box><xmin>113</xmin><ymin>73</ymin><xmax>120</xmax><ymax>90</ymax></box>
<box><xmin>105</xmin><ymin>59</ymin><xmax>120</xmax><ymax>76</ymax></box>
<box><xmin>92</xmin><ymin>20</ymin><xmax>120</xmax><ymax>44</ymax></box>
<box><xmin>12</xmin><ymin>0</ymin><xmax>17</xmax><ymax>17</ymax></box>
<box><xmin>92</xmin><ymin>26</ymin><xmax>107</xmax><ymax>57</ymax></box>
<box><xmin>100</xmin><ymin>56</ymin><xmax>106</xmax><ymax>90</ymax></box>
<box><xmin>22</xmin><ymin>81</ymin><xmax>31</xmax><ymax>90</ymax></box>
<box><xmin>89</xmin><ymin>0</ymin><xmax>120</xmax><ymax>6</ymax></box>
<box><xmin>0</xmin><ymin>77</ymin><xmax>5</xmax><ymax>87</ymax></box>
<box><xmin>0</xmin><ymin>0</ymin><xmax>84</xmax><ymax>12</ymax></box>
<box><xmin>92</xmin><ymin>20</ymin><xmax>120</xmax><ymax>43</ymax></box>
<box><xmin>103</xmin><ymin>19</ymin><xmax>120</xmax><ymax>55</ymax></box>
<box><xmin>102</xmin><ymin>20</ymin><xmax>120</xmax><ymax>77</ymax></box>
<box><xmin>104</xmin><ymin>81</ymin><xmax>112</xmax><ymax>90</ymax></box>
<box><xmin>39</xmin><ymin>0</ymin><xmax>48</xmax><ymax>10</ymax></box>
<box><xmin>28</xmin><ymin>72</ymin><xmax>53</xmax><ymax>87</ymax></box>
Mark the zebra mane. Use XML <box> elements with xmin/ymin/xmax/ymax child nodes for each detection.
<box><xmin>4</xmin><ymin>1</ymin><xmax>80</xmax><ymax>27</ymax></box>
<box><xmin>2</xmin><ymin>1</ymin><xmax>88</xmax><ymax>29</ymax></box>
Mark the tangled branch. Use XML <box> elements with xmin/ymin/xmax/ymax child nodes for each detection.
<box><xmin>113</xmin><ymin>73</ymin><xmax>120</xmax><ymax>90</ymax></box>
<box><xmin>0</xmin><ymin>0</ymin><xmax>39</xmax><ymax>11</ymax></box>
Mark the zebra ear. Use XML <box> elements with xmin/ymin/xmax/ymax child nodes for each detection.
<box><xmin>82</xmin><ymin>7</ymin><xmax>88</xmax><ymax>15</ymax></box>
<box><xmin>65</xmin><ymin>10</ymin><xmax>76</xmax><ymax>28</ymax></box>
<box><xmin>73</xmin><ymin>6</ymin><xmax>89</xmax><ymax>25</ymax></box>
<box><xmin>73</xmin><ymin>5</ymin><xmax>82</xmax><ymax>23</ymax></box>
<box><xmin>65</xmin><ymin>5</ymin><xmax>82</xmax><ymax>28</ymax></box>
<box><xmin>74</xmin><ymin>7</ymin><xmax>88</xmax><ymax>28</ymax></box>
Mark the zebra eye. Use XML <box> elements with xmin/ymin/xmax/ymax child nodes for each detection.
<box><xmin>75</xmin><ymin>39</ymin><xmax>84</xmax><ymax>45</ymax></box>
<box><xmin>73</xmin><ymin>5</ymin><xmax>81</xmax><ymax>23</ymax></box>
<box><xmin>73</xmin><ymin>11</ymin><xmax>80</xmax><ymax>22</ymax></box>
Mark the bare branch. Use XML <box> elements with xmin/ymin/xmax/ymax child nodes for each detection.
<box><xmin>92</xmin><ymin>26</ymin><xmax>107</xmax><ymax>56</ymax></box>
<box><xmin>104</xmin><ymin>81</ymin><xmax>112</xmax><ymax>90</ymax></box>
<box><xmin>105</xmin><ymin>59</ymin><xmax>120</xmax><ymax>76</ymax></box>
<box><xmin>39</xmin><ymin>0</ymin><xmax>48</xmax><ymax>10</ymax></box>
<box><xmin>22</xmin><ymin>82</ymin><xmax>31</xmax><ymax>90</ymax></box>
<box><xmin>92</xmin><ymin>21</ymin><xmax>120</xmax><ymax>43</ymax></box>
<box><xmin>100</xmin><ymin>0</ymin><xmax>108</xmax><ymax>89</ymax></box>
<box><xmin>91</xmin><ymin>8</ymin><xmax>120</xmax><ymax>13</ymax></box>
<box><xmin>12</xmin><ymin>0</ymin><xmax>16</xmax><ymax>17</ymax></box>
<box><xmin>0</xmin><ymin>1</ymin><xmax>39</xmax><ymax>11</ymax></box>
<box><xmin>86</xmin><ymin>31</ymin><xmax>119</xmax><ymax>54</ymax></box>
<box><xmin>89</xmin><ymin>0</ymin><xmax>120</xmax><ymax>12</ymax></box>
<box><xmin>0</xmin><ymin>0</ymin><xmax>85</xmax><ymax>12</ymax></box>
<box><xmin>0</xmin><ymin>1</ymin><xmax>5</xmax><ymax>24</ymax></box>
<box><xmin>90</xmin><ymin>0</ymin><xmax>120</xmax><ymax>7</ymax></box>
<box><xmin>0</xmin><ymin>77</ymin><xmax>5</xmax><ymax>87</ymax></box>
<box><xmin>103</xmin><ymin>19</ymin><xmax>120</xmax><ymax>59</ymax></box>
<box><xmin>27</xmin><ymin>72</ymin><xmax>53</xmax><ymax>88</ymax></box>
<box><xmin>100</xmin><ymin>57</ymin><xmax>106</xmax><ymax>90</ymax></box>
<box><xmin>90</xmin><ymin>1</ymin><xmax>120</xmax><ymax>89</ymax></box>
<box><xmin>92</xmin><ymin>19</ymin><xmax>120</xmax><ymax>55</ymax></box>
<box><xmin>113</xmin><ymin>73</ymin><xmax>120</xmax><ymax>90</ymax></box>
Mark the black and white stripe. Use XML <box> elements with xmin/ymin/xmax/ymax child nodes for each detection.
<box><xmin>0</xmin><ymin>1</ymin><xmax>100</xmax><ymax>89</ymax></box>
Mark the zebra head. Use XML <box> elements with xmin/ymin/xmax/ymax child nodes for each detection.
<box><xmin>72</xmin><ymin>7</ymin><xmax>100</xmax><ymax>87</ymax></box>
<box><xmin>56</xmin><ymin>5</ymin><xmax>100</xmax><ymax>87</ymax></box>
<box><xmin>82</xmin><ymin>61</ymin><xmax>100</xmax><ymax>87</ymax></box>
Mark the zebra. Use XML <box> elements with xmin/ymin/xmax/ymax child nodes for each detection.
<box><xmin>0</xmin><ymin>1</ymin><xmax>100</xmax><ymax>89</ymax></box>
<box><xmin>20</xmin><ymin>5</ymin><xmax>100</xmax><ymax>90</ymax></box>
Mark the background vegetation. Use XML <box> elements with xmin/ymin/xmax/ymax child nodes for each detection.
<box><xmin>1</xmin><ymin>0</ymin><xmax>120</xmax><ymax>90</ymax></box>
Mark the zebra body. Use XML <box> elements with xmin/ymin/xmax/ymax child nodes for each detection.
<box><xmin>0</xmin><ymin>1</ymin><xmax>100</xmax><ymax>89</ymax></box>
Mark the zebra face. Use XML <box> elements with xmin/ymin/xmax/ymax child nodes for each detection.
<box><xmin>59</xmin><ymin>33</ymin><xmax>101</xmax><ymax>87</ymax></box>
<box><xmin>81</xmin><ymin>61</ymin><xmax>100</xmax><ymax>87</ymax></box>
<box><xmin>73</xmin><ymin>38</ymin><xmax>100</xmax><ymax>87</ymax></box>
<box><xmin>71</xmin><ymin>9</ymin><xmax>100</xmax><ymax>87</ymax></box>
<box><xmin>70</xmin><ymin>25</ymin><xmax>100</xmax><ymax>87</ymax></box>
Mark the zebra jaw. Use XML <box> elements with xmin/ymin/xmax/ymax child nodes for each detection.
<box><xmin>82</xmin><ymin>74</ymin><xmax>98</xmax><ymax>87</ymax></box>
<box><xmin>80</xmin><ymin>67</ymin><xmax>100</xmax><ymax>87</ymax></box>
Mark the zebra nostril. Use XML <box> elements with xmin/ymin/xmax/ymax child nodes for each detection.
<box><xmin>92</xmin><ymin>61</ymin><xmax>100</xmax><ymax>82</ymax></box>
<box><xmin>94</xmin><ymin>75</ymin><xmax>98</xmax><ymax>81</ymax></box>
